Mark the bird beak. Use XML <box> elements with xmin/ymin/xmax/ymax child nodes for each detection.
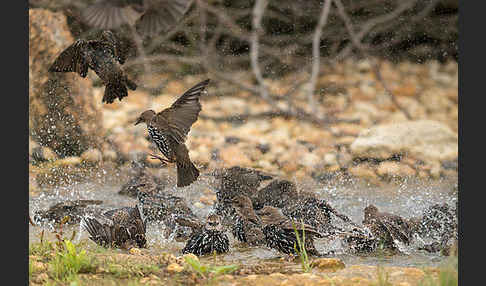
<box><xmin>134</xmin><ymin>118</ymin><xmax>142</xmax><ymax>125</ymax></box>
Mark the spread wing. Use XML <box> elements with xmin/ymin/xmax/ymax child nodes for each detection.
<box><xmin>155</xmin><ymin>79</ymin><xmax>209</xmax><ymax>144</ymax></box>
<box><xmin>135</xmin><ymin>0</ymin><xmax>194</xmax><ymax>36</ymax></box>
<box><xmin>81</xmin><ymin>0</ymin><xmax>138</xmax><ymax>30</ymax></box>
<box><xmin>49</xmin><ymin>39</ymin><xmax>89</xmax><ymax>77</ymax></box>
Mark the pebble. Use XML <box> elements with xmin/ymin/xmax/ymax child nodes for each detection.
<box><xmin>81</xmin><ymin>148</ymin><xmax>103</xmax><ymax>164</ymax></box>
<box><xmin>167</xmin><ymin>263</ymin><xmax>184</xmax><ymax>273</ymax></box>
<box><xmin>129</xmin><ymin>248</ymin><xmax>142</xmax><ymax>255</ymax></box>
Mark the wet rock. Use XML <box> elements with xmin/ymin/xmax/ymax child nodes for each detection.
<box><xmin>322</xmin><ymin>153</ymin><xmax>338</xmax><ymax>166</ymax></box>
<box><xmin>102</xmin><ymin>149</ymin><xmax>118</xmax><ymax>161</ymax></box>
<box><xmin>167</xmin><ymin>263</ymin><xmax>184</xmax><ymax>273</ymax></box>
<box><xmin>376</xmin><ymin>161</ymin><xmax>417</xmax><ymax>178</ymax></box>
<box><xmin>81</xmin><ymin>148</ymin><xmax>103</xmax><ymax>164</ymax></box>
<box><xmin>54</xmin><ymin>156</ymin><xmax>82</xmax><ymax>166</ymax></box>
<box><xmin>29</xmin><ymin>9</ymin><xmax>103</xmax><ymax>157</ymax></box>
<box><xmin>310</xmin><ymin>258</ymin><xmax>345</xmax><ymax>272</ymax></box>
<box><xmin>350</xmin><ymin>120</ymin><xmax>458</xmax><ymax>163</ymax></box>
<box><xmin>129</xmin><ymin>248</ymin><xmax>142</xmax><ymax>255</ymax></box>
<box><xmin>348</xmin><ymin>164</ymin><xmax>380</xmax><ymax>185</ymax></box>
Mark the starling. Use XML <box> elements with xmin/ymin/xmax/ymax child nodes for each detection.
<box><xmin>181</xmin><ymin>213</ymin><xmax>230</xmax><ymax>256</ymax></box>
<box><xmin>118</xmin><ymin>162</ymin><xmax>167</xmax><ymax>197</ymax></box>
<box><xmin>230</xmin><ymin>195</ymin><xmax>265</xmax><ymax>246</ymax></box>
<box><xmin>212</xmin><ymin>166</ymin><xmax>273</xmax><ymax>218</ymax></box>
<box><xmin>136</xmin><ymin>186</ymin><xmax>196</xmax><ymax>240</ymax></box>
<box><xmin>341</xmin><ymin>226</ymin><xmax>378</xmax><ymax>254</ymax></box>
<box><xmin>282</xmin><ymin>197</ymin><xmax>340</xmax><ymax>236</ymax></box>
<box><xmin>362</xmin><ymin>205</ymin><xmax>414</xmax><ymax>250</ymax></box>
<box><xmin>82</xmin><ymin>206</ymin><xmax>147</xmax><ymax>249</ymax></box>
<box><xmin>81</xmin><ymin>0</ymin><xmax>194</xmax><ymax>37</ymax></box>
<box><xmin>33</xmin><ymin>199</ymin><xmax>103</xmax><ymax>226</ymax></box>
<box><xmin>411</xmin><ymin>203</ymin><xmax>457</xmax><ymax>253</ymax></box>
<box><xmin>256</xmin><ymin>206</ymin><xmax>324</xmax><ymax>257</ymax></box>
<box><xmin>49</xmin><ymin>30</ymin><xmax>137</xmax><ymax>104</ymax></box>
<box><xmin>252</xmin><ymin>179</ymin><xmax>298</xmax><ymax>209</ymax></box>
<box><xmin>134</xmin><ymin>79</ymin><xmax>210</xmax><ymax>187</ymax></box>
<box><xmin>254</xmin><ymin>179</ymin><xmax>352</xmax><ymax>235</ymax></box>
<box><xmin>412</xmin><ymin>203</ymin><xmax>457</xmax><ymax>242</ymax></box>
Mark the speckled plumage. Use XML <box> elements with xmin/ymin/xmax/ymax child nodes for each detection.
<box><xmin>230</xmin><ymin>195</ymin><xmax>265</xmax><ymax>246</ymax></box>
<box><xmin>257</xmin><ymin>206</ymin><xmax>324</xmax><ymax>257</ymax></box>
<box><xmin>82</xmin><ymin>206</ymin><xmax>146</xmax><ymax>249</ymax></box>
<box><xmin>254</xmin><ymin>179</ymin><xmax>352</xmax><ymax>236</ymax></box>
<box><xmin>213</xmin><ymin>166</ymin><xmax>273</xmax><ymax>220</ymax></box>
<box><xmin>362</xmin><ymin>205</ymin><xmax>414</xmax><ymax>250</ymax></box>
<box><xmin>137</xmin><ymin>188</ymin><xmax>195</xmax><ymax>241</ymax></box>
<box><xmin>135</xmin><ymin>79</ymin><xmax>209</xmax><ymax>187</ymax></box>
<box><xmin>49</xmin><ymin>30</ymin><xmax>137</xmax><ymax>104</ymax></box>
<box><xmin>181</xmin><ymin>214</ymin><xmax>230</xmax><ymax>256</ymax></box>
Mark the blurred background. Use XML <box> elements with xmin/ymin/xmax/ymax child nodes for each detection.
<box><xmin>28</xmin><ymin>1</ymin><xmax>458</xmax><ymax>282</ymax></box>
<box><xmin>28</xmin><ymin>0</ymin><xmax>458</xmax><ymax>209</ymax></box>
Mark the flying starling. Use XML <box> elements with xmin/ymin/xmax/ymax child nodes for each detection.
<box><xmin>230</xmin><ymin>195</ymin><xmax>265</xmax><ymax>246</ymax></box>
<box><xmin>181</xmin><ymin>213</ymin><xmax>230</xmax><ymax>256</ymax></box>
<box><xmin>134</xmin><ymin>79</ymin><xmax>210</xmax><ymax>187</ymax></box>
<box><xmin>33</xmin><ymin>199</ymin><xmax>103</xmax><ymax>226</ymax></box>
<box><xmin>256</xmin><ymin>206</ymin><xmax>324</xmax><ymax>257</ymax></box>
<box><xmin>81</xmin><ymin>0</ymin><xmax>194</xmax><ymax>37</ymax></box>
<box><xmin>362</xmin><ymin>204</ymin><xmax>414</xmax><ymax>250</ymax></box>
<box><xmin>49</xmin><ymin>30</ymin><xmax>137</xmax><ymax>104</ymax></box>
<box><xmin>82</xmin><ymin>206</ymin><xmax>147</xmax><ymax>249</ymax></box>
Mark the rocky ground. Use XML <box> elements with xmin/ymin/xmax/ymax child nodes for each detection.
<box><xmin>29</xmin><ymin>242</ymin><xmax>458</xmax><ymax>286</ymax></box>
<box><xmin>29</xmin><ymin>9</ymin><xmax>458</xmax><ymax>286</ymax></box>
<box><xmin>29</xmin><ymin>50</ymin><xmax>459</xmax><ymax>192</ymax></box>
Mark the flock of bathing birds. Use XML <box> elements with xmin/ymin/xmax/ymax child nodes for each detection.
<box><xmin>31</xmin><ymin>0</ymin><xmax>458</xmax><ymax>259</ymax></box>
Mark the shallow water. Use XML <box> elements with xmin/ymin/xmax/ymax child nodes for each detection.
<box><xmin>29</xmin><ymin>171</ymin><xmax>457</xmax><ymax>269</ymax></box>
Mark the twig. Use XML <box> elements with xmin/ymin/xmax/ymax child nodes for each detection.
<box><xmin>333</xmin><ymin>0</ymin><xmax>413</xmax><ymax>120</ymax></box>
<box><xmin>250</xmin><ymin>0</ymin><xmax>270</xmax><ymax>100</ymax></box>
<box><xmin>200</xmin><ymin>111</ymin><xmax>360</xmax><ymax>126</ymax></box>
<box><xmin>371</xmin><ymin>60</ymin><xmax>412</xmax><ymax>119</ymax></box>
<box><xmin>307</xmin><ymin>0</ymin><xmax>332</xmax><ymax>114</ymax></box>
<box><xmin>333</xmin><ymin>0</ymin><xmax>418</xmax><ymax>61</ymax></box>
<box><xmin>127</xmin><ymin>24</ymin><xmax>152</xmax><ymax>76</ymax></box>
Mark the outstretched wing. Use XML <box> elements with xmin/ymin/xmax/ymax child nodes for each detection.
<box><xmin>135</xmin><ymin>0</ymin><xmax>194</xmax><ymax>36</ymax></box>
<box><xmin>49</xmin><ymin>40</ymin><xmax>89</xmax><ymax>77</ymax></box>
<box><xmin>81</xmin><ymin>0</ymin><xmax>138</xmax><ymax>30</ymax></box>
<box><xmin>155</xmin><ymin>79</ymin><xmax>209</xmax><ymax>144</ymax></box>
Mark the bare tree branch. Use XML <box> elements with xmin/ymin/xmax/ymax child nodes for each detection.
<box><xmin>333</xmin><ymin>0</ymin><xmax>418</xmax><ymax>61</ymax></box>
<box><xmin>250</xmin><ymin>0</ymin><xmax>270</xmax><ymax>100</ymax></box>
<box><xmin>333</xmin><ymin>0</ymin><xmax>413</xmax><ymax>120</ymax></box>
<box><xmin>307</xmin><ymin>0</ymin><xmax>332</xmax><ymax>114</ymax></box>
